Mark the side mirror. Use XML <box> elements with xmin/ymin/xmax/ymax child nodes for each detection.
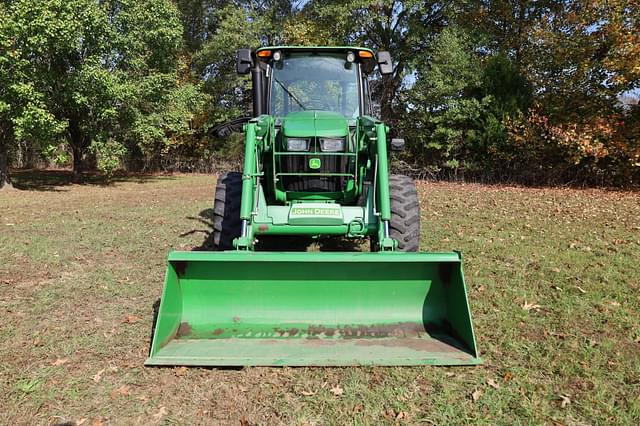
<box><xmin>377</xmin><ymin>51</ymin><xmax>393</xmax><ymax>75</ymax></box>
<box><xmin>390</xmin><ymin>138</ymin><xmax>405</xmax><ymax>151</ymax></box>
<box><xmin>209</xmin><ymin>117</ymin><xmax>251</xmax><ymax>138</ymax></box>
<box><xmin>236</xmin><ymin>49</ymin><xmax>252</xmax><ymax>75</ymax></box>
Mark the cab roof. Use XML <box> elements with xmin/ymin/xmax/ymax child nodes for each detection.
<box><xmin>256</xmin><ymin>46</ymin><xmax>375</xmax><ymax>55</ymax></box>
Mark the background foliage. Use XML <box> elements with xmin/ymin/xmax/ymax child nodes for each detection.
<box><xmin>1</xmin><ymin>0</ymin><xmax>638</xmax><ymax>187</ymax></box>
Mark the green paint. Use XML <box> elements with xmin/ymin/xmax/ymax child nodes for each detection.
<box><xmin>374</xmin><ymin>122</ymin><xmax>391</xmax><ymax>222</ymax></box>
<box><xmin>240</xmin><ymin>123</ymin><xmax>257</xmax><ymax>221</ymax></box>
<box><xmin>309</xmin><ymin>158</ymin><xmax>321</xmax><ymax>169</ymax></box>
<box><xmin>281</xmin><ymin>110</ymin><xmax>349</xmax><ymax>138</ymax></box>
<box><xmin>146</xmin><ymin>251</ymin><xmax>480</xmax><ymax>366</ymax></box>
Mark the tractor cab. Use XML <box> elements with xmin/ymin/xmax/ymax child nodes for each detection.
<box><xmin>268</xmin><ymin>50</ymin><xmax>364</xmax><ymax>119</ymax></box>
<box><xmin>237</xmin><ymin>46</ymin><xmax>392</xmax><ymax>119</ymax></box>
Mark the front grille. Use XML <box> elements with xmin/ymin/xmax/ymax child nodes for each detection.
<box><xmin>280</xmin><ymin>154</ymin><xmax>350</xmax><ymax>192</ymax></box>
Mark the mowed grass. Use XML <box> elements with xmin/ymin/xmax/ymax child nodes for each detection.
<box><xmin>1</xmin><ymin>171</ymin><xmax>639</xmax><ymax>425</ymax></box>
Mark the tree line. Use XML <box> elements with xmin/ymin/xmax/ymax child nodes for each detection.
<box><xmin>1</xmin><ymin>0</ymin><xmax>638</xmax><ymax>189</ymax></box>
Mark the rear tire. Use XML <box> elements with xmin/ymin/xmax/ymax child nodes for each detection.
<box><xmin>389</xmin><ymin>174</ymin><xmax>421</xmax><ymax>251</ymax></box>
<box><xmin>213</xmin><ymin>172</ymin><xmax>242</xmax><ymax>250</ymax></box>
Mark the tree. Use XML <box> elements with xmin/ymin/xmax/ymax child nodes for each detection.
<box><xmin>192</xmin><ymin>1</ymin><xmax>306</xmax><ymax>126</ymax></box>
<box><xmin>0</xmin><ymin>3</ymin><xmax>65</xmax><ymax>189</ymax></box>
<box><xmin>6</xmin><ymin>0</ymin><xmax>189</xmax><ymax>178</ymax></box>
<box><xmin>402</xmin><ymin>26</ymin><xmax>484</xmax><ymax>171</ymax></box>
<box><xmin>402</xmin><ymin>25</ymin><xmax>534</xmax><ymax>178</ymax></box>
<box><xmin>305</xmin><ymin>0</ymin><xmax>452</xmax><ymax>122</ymax></box>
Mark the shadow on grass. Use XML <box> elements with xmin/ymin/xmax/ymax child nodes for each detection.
<box><xmin>184</xmin><ymin>208</ymin><xmax>216</xmax><ymax>251</ymax></box>
<box><xmin>10</xmin><ymin>169</ymin><xmax>176</xmax><ymax>192</ymax></box>
<box><xmin>315</xmin><ymin>236</ymin><xmax>365</xmax><ymax>252</ymax></box>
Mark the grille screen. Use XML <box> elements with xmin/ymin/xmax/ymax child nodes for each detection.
<box><xmin>280</xmin><ymin>154</ymin><xmax>350</xmax><ymax>192</ymax></box>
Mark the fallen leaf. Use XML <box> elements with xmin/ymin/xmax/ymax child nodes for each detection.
<box><xmin>522</xmin><ymin>301</ymin><xmax>542</xmax><ymax>311</ymax></box>
<box><xmin>123</xmin><ymin>315</ymin><xmax>141</xmax><ymax>324</ymax></box>
<box><xmin>487</xmin><ymin>379</ymin><xmax>500</xmax><ymax>389</ymax></box>
<box><xmin>559</xmin><ymin>394</ymin><xmax>571</xmax><ymax>408</ymax></box>
<box><xmin>551</xmin><ymin>285</ymin><xmax>563</xmax><ymax>292</ymax></box>
<box><xmin>445</xmin><ymin>372</ymin><xmax>455</xmax><ymax>377</ymax></box>
<box><xmin>174</xmin><ymin>366</ymin><xmax>187</xmax><ymax>377</ymax></box>
<box><xmin>352</xmin><ymin>403</ymin><xmax>364</xmax><ymax>413</ymax></box>
<box><xmin>300</xmin><ymin>390</ymin><xmax>316</xmax><ymax>396</ymax></box>
<box><xmin>92</xmin><ymin>369</ymin><xmax>105</xmax><ymax>383</ymax></box>
<box><xmin>110</xmin><ymin>385</ymin><xmax>130</xmax><ymax>399</ymax></box>
<box><xmin>330</xmin><ymin>384</ymin><xmax>344</xmax><ymax>396</ymax></box>
<box><xmin>152</xmin><ymin>406</ymin><xmax>168</xmax><ymax>421</ymax></box>
<box><xmin>51</xmin><ymin>358</ymin><xmax>68</xmax><ymax>366</ymax></box>
<box><xmin>396</xmin><ymin>411</ymin><xmax>407</xmax><ymax>420</ymax></box>
<box><xmin>503</xmin><ymin>372</ymin><xmax>513</xmax><ymax>382</ymax></box>
<box><xmin>383</xmin><ymin>408</ymin><xmax>395</xmax><ymax>420</ymax></box>
<box><xmin>91</xmin><ymin>418</ymin><xmax>107</xmax><ymax>426</ymax></box>
<box><xmin>551</xmin><ymin>267</ymin><xmax>561</xmax><ymax>273</ymax></box>
<box><xmin>471</xmin><ymin>389</ymin><xmax>483</xmax><ymax>402</ymax></box>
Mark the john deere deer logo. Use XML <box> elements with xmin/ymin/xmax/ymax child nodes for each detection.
<box><xmin>309</xmin><ymin>158</ymin><xmax>321</xmax><ymax>169</ymax></box>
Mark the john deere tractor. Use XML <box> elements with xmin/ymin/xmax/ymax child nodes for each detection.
<box><xmin>146</xmin><ymin>47</ymin><xmax>480</xmax><ymax>366</ymax></box>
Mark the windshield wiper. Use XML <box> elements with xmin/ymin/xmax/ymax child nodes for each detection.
<box><xmin>273</xmin><ymin>77</ymin><xmax>306</xmax><ymax>111</ymax></box>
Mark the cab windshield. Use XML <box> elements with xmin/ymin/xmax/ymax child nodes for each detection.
<box><xmin>269</xmin><ymin>54</ymin><xmax>360</xmax><ymax>118</ymax></box>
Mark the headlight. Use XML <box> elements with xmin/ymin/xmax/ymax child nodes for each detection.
<box><xmin>319</xmin><ymin>138</ymin><xmax>345</xmax><ymax>152</ymax></box>
<box><xmin>287</xmin><ymin>138</ymin><xmax>310</xmax><ymax>151</ymax></box>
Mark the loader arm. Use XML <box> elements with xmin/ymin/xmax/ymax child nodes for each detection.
<box><xmin>359</xmin><ymin>116</ymin><xmax>397</xmax><ymax>251</ymax></box>
<box><xmin>235</xmin><ymin>115</ymin><xmax>273</xmax><ymax>250</ymax></box>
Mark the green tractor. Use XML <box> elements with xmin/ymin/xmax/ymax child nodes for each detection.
<box><xmin>146</xmin><ymin>46</ymin><xmax>480</xmax><ymax>366</ymax></box>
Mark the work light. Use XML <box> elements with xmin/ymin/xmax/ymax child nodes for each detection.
<box><xmin>319</xmin><ymin>138</ymin><xmax>345</xmax><ymax>152</ymax></box>
<box><xmin>286</xmin><ymin>138</ymin><xmax>310</xmax><ymax>151</ymax></box>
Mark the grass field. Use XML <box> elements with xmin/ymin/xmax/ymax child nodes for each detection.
<box><xmin>1</xmin><ymin>171</ymin><xmax>639</xmax><ymax>425</ymax></box>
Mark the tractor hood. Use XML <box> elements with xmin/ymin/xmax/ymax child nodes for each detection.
<box><xmin>281</xmin><ymin>111</ymin><xmax>348</xmax><ymax>138</ymax></box>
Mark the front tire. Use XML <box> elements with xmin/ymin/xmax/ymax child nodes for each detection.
<box><xmin>212</xmin><ymin>172</ymin><xmax>242</xmax><ymax>250</ymax></box>
<box><xmin>389</xmin><ymin>174</ymin><xmax>421</xmax><ymax>251</ymax></box>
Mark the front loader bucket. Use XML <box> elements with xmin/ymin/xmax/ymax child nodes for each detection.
<box><xmin>145</xmin><ymin>251</ymin><xmax>480</xmax><ymax>366</ymax></box>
